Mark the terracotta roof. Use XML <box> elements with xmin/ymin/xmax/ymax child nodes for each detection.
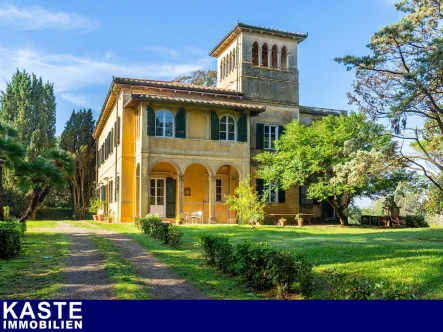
<box><xmin>127</xmin><ymin>93</ymin><xmax>266</xmax><ymax>113</ymax></box>
<box><xmin>210</xmin><ymin>22</ymin><xmax>308</xmax><ymax>57</ymax></box>
<box><xmin>114</xmin><ymin>77</ymin><xmax>243</xmax><ymax>96</ymax></box>
<box><xmin>300</xmin><ymin>106</ymin><xmax>347</xmax><ymax>116</ymax></box>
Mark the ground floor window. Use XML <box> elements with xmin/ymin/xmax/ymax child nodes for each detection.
<box><xmin>264</xmin><ymin>181</ymin><xmax>278</xmax><ymax>203</ymax></box>
<box><xmin>150</xmin><ymin>179</ymin><xmax>165</xmax><ymax>205</ymax></box>
<box><xmin>216</xmin><ymin>178</ymin><xmax>222</xmax><ymax>202</ymax></box>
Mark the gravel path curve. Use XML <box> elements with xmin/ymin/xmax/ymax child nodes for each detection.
<box><xmin>56</xmin><ymin>222</ymin><xmax>208</xmax><ymax>300</ymax></box>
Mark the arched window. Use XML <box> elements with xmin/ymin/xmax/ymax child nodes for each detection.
<box><xmin>262</xmin><ymin>43</ymin><xmax>269</xmax><ymax>67</ymax></box>
<box><xmin>227</xmin><ymin>55</ymin><xmax>231</xmax><ymax>75</ymax></box>
<box><xmin>219</xmin><ymin>115</ymin><xmax>236</xmax><ymax>141</ymax></box>
<box><xmin>281</xmin><ymin>46</ymin><xmax>288</xmax><ymax>70</ymax></box>
<box><xmin>219</xmin><ymin>61</ymin><xmax>223</xmax><ymax>81</ymax></box>
<box><xmin>272</xmin><ymin>45</ymin><xmax>278</xmax><ymax>68</ymax></box>
<box><xmin>232</xmin><ymin>48</ymin><xmax>236</xmax><ymax>70</ymax></box>
<box><xmin>252</xmin><ymin>41</ymin><xmax>259</xmax><ymax>66</ymax></box>
<box><xmin>230</xmin><ymin>51</ymin><xmax>233</xmax><ymax>72</ymax></box>
<box><xmin>155</xmin><ymin>110</ymin><xmax>174</xmax><ymax>137</ymax></box>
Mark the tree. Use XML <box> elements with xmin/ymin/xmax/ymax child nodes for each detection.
<box><xmin>255</xmin><ymin>113</ymin><xmax>410</xmax><ymax>225</ymax></box>
<box><xmin>174</xmin><ymin>70</ymin><xmax>217</xmax><ymax>87</ymax></box>
<box><xmin>0</xmin><ymin>122</ymin><xmax>25</xmax><ymax>221</ymax></box>
<box><xmin>0</xmin><ymin>70</ymin><xmax>56</xmax><ymax>159</ymax></box>
<box><xmin>17</xmin><ymin>149</ymin><xmax>74</xmax><ymax>222</ymax></box>
<box><xmin>60</xmin><ymin>109</ymin><xmax>96</xmax><ymax>219</ymax></box>
<box><xmin>335</xmin><ymin>0</ymin><xmax>443</xmax><ymax>195</ymax></box>
<box><xmin>225</xmin><ymin>175</ymin><xmax>266</xmax><ymax>226</ymax></box>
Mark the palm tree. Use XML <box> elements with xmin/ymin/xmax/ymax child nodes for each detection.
<box><xmin>17</xmin><ymin>149</ymin><xmax>74</xmax><ymax>222</ymax></box>
<box><xmin>0</xmin><ymin>122</ymin><xmax>25</xmax><ymax>221</ymax></box>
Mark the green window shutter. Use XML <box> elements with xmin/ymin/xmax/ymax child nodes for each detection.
<box><xmin>278</xmin><ymin>125</ymin><xmax>285</xmax><ymax>138</ymax></box>
<box><xmin>211</xmin><ymin>111</ymin><xmax>219</xmax><ymax>140</ymax></box>
<box><xmin>147</xmin><ymin>106</ymin><xmax>155</xmax><ymax>136</ymax></box>
<box><xmin>256</xmin><ymin>123</ymin><xmax>264</xmax><ymax>149</ymax></box>
<box><xmin>175</xmin><ymin>107</ymin><xmax>186</xmax><ymax>138</ymax></box>
<box><xmin>256</xmin><ymin>179</ymin><xmax>264</xmax><ymax>198</ymax></box>
<box><xmin>278</xmin><ymin>188</ymin><xmax>286</xmax><ymax>203</ymax></box>
<box><xmin>237</xmin><ymin>114</ymin><xmax>248</xmax><ymax>142</ymax></box>
<box><xmin>166</xmin><ymin>178</ymin><xmax>176</xmax><ymax>218</ymax></box>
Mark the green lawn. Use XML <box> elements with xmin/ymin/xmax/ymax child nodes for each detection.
<box><xmin>67</xmin><ymin>220</ymin><xmax>443</xmax><ymax>299</ymax></box>
<box><xmin>0</xmin><ymin>221</ymin><xmax>70</xmax><ymax>299</ymax></box>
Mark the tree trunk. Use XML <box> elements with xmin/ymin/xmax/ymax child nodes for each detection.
<box><xmin>20</xmin><ymin>188</ymin><xmax>42</xmax><ymax>222</ymax></box>
<box><xmin>326</xmin><ymin>197</ymin><xmax>350</xmax><ymax>226</ymax></box>
<box><xmin>0</xmin><ymin>164</ymin><xmax>4</xmax><ymax>221</ymax></box>
<box><xmin>19</xmin><ymin>187</ymin><xmax>51</xmax><ymax>222</ymax></box>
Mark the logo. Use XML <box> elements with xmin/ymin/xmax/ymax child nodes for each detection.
<box><xmin>2</xmin><ymin>301</ymin><xmax>82</xmax><ymax>330</ymax></box>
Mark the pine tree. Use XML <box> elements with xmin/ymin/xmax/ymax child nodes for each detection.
<box><xmin>60</xmin><ymin>109</ymin><xmax>96</xmax><ymax>219</ymax></box>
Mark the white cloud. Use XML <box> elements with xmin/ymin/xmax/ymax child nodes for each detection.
<box><xmin>0</xmin><ymin>4</ymin><xmax>100</xmax><ymax>31</ymax></box>
<box><xmin>0</xmin><ymin>46</ymin><xmax>214</xmax><ymax>93</ymax></box>
<box><xmin>60</xmin><ymin>93</ymin><xmax>98</xmax><ymax>110</ymax></box>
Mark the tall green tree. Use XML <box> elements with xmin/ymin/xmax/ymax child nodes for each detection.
<box><xmin>0</xmin><ymin>122</ymin><xmax>25</xmax><ymax>221</ymax></box>
<box><xmin>335</xmin><ymin>0</ymin><xmax>443</xmax><ymax>196</ymax></box>
<box><xmin>175</xmin><ymin>70</ymin><xmax>217</xmax><ymax>87</ymax></box>
<box><xmin>60</xmin><ymin>109</ymin><xmax>96</xmax><ymax>219</ymax></box>
<box><xmin>255</xmin><ymin>114</ymin><xmax>410</xmax><ymax>225</ymax></box>
<box><xmin>0</xmin><ymin>70</ymin><xmax>56</xmax><ymax>159</ymax></box>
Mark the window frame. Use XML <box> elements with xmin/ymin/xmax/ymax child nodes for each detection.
<box><xmin>216</xmin><ymin>178</ymin><xmax>223</xmax><ymax>202</ymax></box>
<box><xmin>264</xmin><ymin>181</ymin><xmax>279</xmax><ymax>203</ymax></box>
<box><xmin>264</xmin><ymin>124</ymin><xmax>279</xmax><ymax>150</ymax></box>
<box><xmin>219</xmin><ymin>115</ymin><xmax>236</xmax><ymax>142</ymax></box>
<box><xmin>155</xmin><ymin>109</ymin><xmax>175</xmax><ymax>138</ymax></box>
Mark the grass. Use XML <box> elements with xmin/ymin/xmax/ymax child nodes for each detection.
<box><xmin>0</xmin><ymin>221</ymin><xmax>70</xmax><ymax>299</ymax></box>
<box><xmin>67</xmin><ymin>220</ymin><xmax>443</xmax><ymax>299</ymax></box>
<box><xmin>89</xmin><ymin>234</ymin><xmax>151</xmax><ymax>299</ymax></box>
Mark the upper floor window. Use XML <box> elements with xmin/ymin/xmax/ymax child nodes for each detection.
<box><xmin>264</xmin><ymin>125</ymin><xmax>279</xmax><ymax>150</ymax></box>
<box><xmin>220</xmin><ymin>115</ymin><xmax>236</xmax><ymax>141</ymax></box>
<box><xmin>155</xmin><ymin>110</ymin><xmax>174</xmax><ymax>137</ymax></box>
<box><xmin>281</xmin><ymin>46</ymin><xmax>288</xmax><ymax>70</ymax></box>
<box><xmin>262</xmin><ymin>43</ymin><xmax>269</xmax><ymax>67</ymax></box>
<box><xmin>271</xmin><ymin>45</ymin><xmax>278</xmax><ymax>68</ymax></box>
<box><xmin>252</xmin><ymin>42</ymin><xmax>259</xmax><ymax>66</ymax></box>
<box><xmin>216</xmin><ymin>179</ymin><xmax>222</xmax><ymax>202</ymax></box>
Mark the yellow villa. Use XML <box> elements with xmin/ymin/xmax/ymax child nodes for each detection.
<box><xmin>93</xmin><ymin>22</ymin><xmax>345</xmax><ymax>223</ymax></box>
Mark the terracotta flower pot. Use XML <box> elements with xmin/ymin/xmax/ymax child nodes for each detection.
<box><xmin>93</xmin><ymin>215</ymin><xmax>98</xmax><ymax>221</ymax></box>
<box><xmin>297</xmin><ymin>218</ymin><xmax>304</xmax><ymax>227</ymax></box>
<box><xmin>98</xmin><ymin>215</ymin><xmax>105</xmax><ymax>221</ymax></box>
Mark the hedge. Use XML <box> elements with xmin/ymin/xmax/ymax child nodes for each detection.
<box><xmin>35</xmin><ymin>208</ymin><xmax>73</xmax><ymax>220</ymax></box>
<box><xmin>0</xmin><ymin>221</ymin><xmax>26</xmax><ymax>259</ymax></box>
<box><xmin>134</xmin><ymin>214</ymin><xmax>183</xmax><ymax>249</ymax></box>
<box><xmin>199</xmin><ymin>235</ymin><xmax>314</xmax><ymax>298</ymax></box>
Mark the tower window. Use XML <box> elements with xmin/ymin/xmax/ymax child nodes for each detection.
<box><xmin>252</xmin><ymin>42</ymin><xmax>259</xmax><ymax>66</ymax></box>
<box><xmin>281</xmin><ymin>46</ymin><xmax>288</xmax><ymax>70</ymax></box>
<box><xmin>272</xmin><ymin>45</ymin><xmax>278</xmax><ymax>68</ymax></box>
<box><xmin>262</xmin><ymin>43</ymin><xmax>269</xmax><ymax>67</ymax></box>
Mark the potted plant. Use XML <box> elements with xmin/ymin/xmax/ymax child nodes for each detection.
<box><xmin>296</xmin><ymin>214</ymin><xmax>304</xmax><ymax>227</ymax></box>
<box><xmin>278</xmin><ymin>218</ymin><xmax>287</xmax><ymax>227</ymax></box>
<box><xmin>107</xmin><ymin>210</ymin><xmax>115</xmax><ymax>223</ymax></box>
<box><xmin>90</xmin><ymin>198</ymin><xmax>107</xmax><ymax>221</ymax></box>
<box><xmin>175</xmin><ymin>214</ymin><xmax>184</xmax><ymax>225</ymax></box>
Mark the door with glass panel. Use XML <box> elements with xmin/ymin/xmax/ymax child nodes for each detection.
<box><xmin>150</xmin><ymin>178</ymin><xmax>165</xmax><ymax>217</ymax></box>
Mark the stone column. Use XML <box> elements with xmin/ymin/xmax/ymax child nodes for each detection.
<box><xmin>208</xmin><ymin>175</ymin><xmax>217</xmax><ymax>223</ymax></box>
<box><xmin>258</xmin><ymin>48</ymin><xmax>263</xmax><ymax>67</ymax></box>
<box><xmin>268</xmin><ymin>51</ymin><xmax>272</xmax><ymax>68</ymax></box>
<box><xmin>277</xmin><ymin>52</ymin><xmax>282</xmax><ymax>70</ymax></box>
<box><xmin>177</xmin><ymin>174</ymin><xmax>184</xmax><ymax>218</ymax></box>
<box><xmin>146</xmin><ymin>173</ymin><xmax>151</xmax><ymax>215</ymax></box>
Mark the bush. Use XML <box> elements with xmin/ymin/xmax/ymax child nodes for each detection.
<box><xmin>200</xmin><ymin>238</ymin><xmax>314</xmax><ymax>298</ymax></box>
<box><xmin>0</xmin><ymin>221</ymin><xmax>25</xmax><ymax>259</ymax></box>
<box><xmin>323</xmin><ymin>269</ymin><xmax>415</xmax><ymax>300</ymax></box>
<box><xmin>199</xmin><ymin>235</ymin><xmax>234</xmax><ymax>273</ymax></box>
<box><xmin>168</xmin><ymin>225</ymin><xmax>183</xmax><ymax>249</ymax></box>
<box><xmin>133</xmin><ymin>214</ymin><xmax>183</xmax><ymax>249</ymax></box>
<box><xmin>35</xmin><ymin>207</ymin><xmax>73</xmax><ymax>220</ymax></box>
<box><xmin>404</xmin><ymin>215</ymin><xmax>429</xmax><ymax>228</ymax></box>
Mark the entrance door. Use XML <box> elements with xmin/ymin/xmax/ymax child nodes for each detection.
<box><xmin>150</xmin><ymin>178</ymin><xmax>165</xmax><ymax>217</ymax></box>
<box><xmin>166</xmin><ymin>178</ymin><xmax>176</xmax><ymax>218</ymax></box>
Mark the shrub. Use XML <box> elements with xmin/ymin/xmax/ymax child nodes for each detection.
<box><xmin>167</xmin><ymin>225</ymin><xmax>183</xmax><ymax>249</ymax></box>
<box><xmin>404</xmin><ymin>215</ymin><xmax>429</xmax><ymax>228</ymax></box>
<box><xmin>35</xmin><ymin>207</ymin><xmax>73</xmax><ymax>220</ymax></box>
<box><xmin>4</xmin><ymin>206</ymin><xmax>10</xmax><ymax>218</ymax></box>
<box><xmin>0</xmin><ymin>221</ymin><xmax>25</xmax><ymax>258</ymax></box>
<box><xmin>133</xmin><ymin>216</ymin><xmax>143</xmax><ymax>231</ymax></box>
<box><xmin>323</xmin><ymin>269</ymin><xmax>416</xmax><ymax>300</ymax></box>
<box><xmin>199</xmin><ymin>235</ymin><xmax>234</xmax><ymax>273</ymax></box>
